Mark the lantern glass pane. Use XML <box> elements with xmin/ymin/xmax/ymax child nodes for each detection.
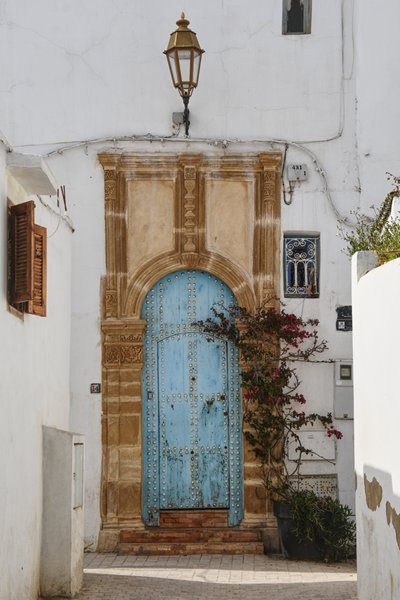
<box><xmin>193</xmin><ymin>50</ymin><xmax>201</xmax><ymax>85</ymax></box>
<box><xmin>177</xmin><ymin>48</ymin><xmax>192</xmax><ymax>84</ymax></box>
<box><xmin>167</xmin><ymin>51</ymin><xmax>179</xmax><ymax>86</ymax></box>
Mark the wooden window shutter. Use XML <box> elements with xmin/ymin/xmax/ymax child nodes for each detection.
<box><xmin>10</xmin><ymin>201</ymin><xmax>35</xmax><ymax>304</ymax></box>
<box><xmin>27</xmin><ymin>224</ymin><xmax>47</xmax><ymax>317</ymax></box>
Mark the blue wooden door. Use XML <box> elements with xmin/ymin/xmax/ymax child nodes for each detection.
<box><xmin>159</xmin><ymin>333</ymin><xmax>229</xmax><ymax>509</ymax></box>
<box><xmin>142</xmin><ymin>271</ymin><xmax>243</xmax><ymax>526</ymax></box>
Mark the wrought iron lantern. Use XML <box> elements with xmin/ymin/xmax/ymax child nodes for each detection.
<box><xmin>164</xmin><ymin>13</ymin><xmax>205</xmax><ymax>136</ymax></box>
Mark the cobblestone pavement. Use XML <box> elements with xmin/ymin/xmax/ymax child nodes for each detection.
<box><xmin>50</xmin><ymin>553</ymin><xmax>357</xmax><ymax>599</ymax></box>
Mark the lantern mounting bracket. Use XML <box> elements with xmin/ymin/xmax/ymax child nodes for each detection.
<box><xmin>182</xmin><ymin>96</ymin><xmax>190</xmax><ymax>136</ymax></box>
<box><xmin>172</xmin><ymin>98</ymin><xmax>190</xmax><ymax>136</ymax></box>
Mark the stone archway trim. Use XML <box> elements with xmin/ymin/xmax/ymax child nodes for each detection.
<box><xmin>97</xmin><ymin>152</ymin><xmax>281</xmax><ymax>552</ymax></box>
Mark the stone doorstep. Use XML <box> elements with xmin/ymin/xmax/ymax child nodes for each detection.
<box><xmin>120</xmin><ymin>527</ymin><xmax>262</xmax><ymax>543</ymax></box>
<box><xmin>159</xmin><ymin>509</ymin><xmax>228</xmax><ymax>528</ymax></box>
<box><xmin>118</xmin><ymin>524</ymin><xmax>264</xmax><ymax>556</ymax></box>
<box><xmin>117</xmin><ymin>541</ymin><xmax>265</xmax><ymax>556</ymax></box>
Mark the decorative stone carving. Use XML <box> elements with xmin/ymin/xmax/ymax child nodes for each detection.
<box><xmin>105</xmin><ymin>289</ymin><xmax>118</xmax><ymax>318</ymax></box>
<box><xmin>120</xmin><ymin>334</ymin><xmax>143</xmax><ymax>343</ymax></box>
<box><xmin>104</xmin><ymin>344</ymin><xmax>121</xmax><ymax>367</ymax></box>
<box><xmin>104</xmin><ymin>342</ymin><xmax>143</xmax><ymax>367</ymax></box>
<box><xmin>121</xmin><ymin>345</ymin><xmax>143</xmax><ymax>364</ymax></box>
<box><xmin>263</xmin><ymin>170</ymin><xmax>276</xmax><ymax>204</ymax></box>
<box><xmin>104</xmin><ymin>170</ymin><xmax>117</xmax><ymax>201</ymax></box>
<box><xmin>183</xmin><ymin>165</ymin><xmax>198</xmax><ymax>253</ymax></box>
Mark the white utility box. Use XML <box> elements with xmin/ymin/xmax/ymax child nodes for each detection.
<box><xmin>40</xmin><ymin>427</ymin><xmax>84</xmax><ymax>598</ymax></box>
<box><xmin>334</xmin><ymin>359</ymin><xmax>354</xmax><ymax>419</ymax></box>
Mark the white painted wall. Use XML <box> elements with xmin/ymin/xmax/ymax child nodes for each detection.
<box><xmin>0</xmin><ymin>144</ymin><xmax>72</xmax><ymax>600</ymax></box>
<box><xmin>352</xmin><ymin>253</ymin><xmax>400</xmax><ymax>600</ymax></box>
<box><xmin>355</xmin><ymin>0</ymin><xmax>400</xmax><ymax>212</ymax></box>
<box><xmin>0</xmin><ymin>0</ymin><xmax>359</xmax><ymax>549</ymax></box>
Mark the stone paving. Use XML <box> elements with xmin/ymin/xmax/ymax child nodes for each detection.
<box><xmin>53</xmin><ymin>553</ymin><xmax>358</xmax><ymax>599</ymax></box>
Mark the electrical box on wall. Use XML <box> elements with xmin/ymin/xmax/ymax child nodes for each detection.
<box><xmin>287</xmin><ymin>163</ymin><xmax>308</xmax><ymax>181</ymax></box>
<box><xmin>334</xmin><ymin>359</ymin><xmax>354</xmax><ymax>419</ymax></box>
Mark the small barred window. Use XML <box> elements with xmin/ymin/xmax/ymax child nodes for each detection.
<box><xmin>283</xmin><ymin>233</ymin><xmax>320</xmax><ymax>298</ymax></box>
<box><xmin>283</xmin><ymin>0</ymin><xmax>312</xmax><ymax>35</ymax></box>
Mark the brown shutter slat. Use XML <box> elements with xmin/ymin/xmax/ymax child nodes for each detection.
<box><xmin>10</xmin><ymin>201</ymin><xmax>35</xmax><ymax>303</ymax></box>
<box><xmin>27</xmin><ymin>224</ymin><xmax>47</xmax><ymax>317</ymax></box>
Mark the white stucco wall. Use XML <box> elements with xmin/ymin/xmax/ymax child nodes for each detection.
<box><xmin>0</xmin><ymin>144</ymin><xmax>72</xmax><ymax>600</ymax></box>
<box><xmin>0</xmin><ymin>0</ymin><xmax>358</xmax><ymax>549</ymax></box>
<box><xmin>355</xmin><ymin>0</ymin><xmax>400</xmax><ymax>210</ymax></box>
<box><xmin>352</xmin><ymin>253</ymin><xmax>400</xmax><ymax>600</ymax></box>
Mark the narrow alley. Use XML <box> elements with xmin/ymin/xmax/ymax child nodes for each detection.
<box><xmin>49</xmin><ymin>553</ymin><xmax>357</xmax><ymax>600</ymax></box>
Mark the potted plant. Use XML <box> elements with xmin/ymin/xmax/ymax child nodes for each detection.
<box><xmin>196</xmin><ymin>303</ymin><xmax>355</xmax><ymax>561</ymax></box>
<box><xmin>339</xmin><ymin>172</ymin><xmax>400</xmax><ymax>264</ymax></box>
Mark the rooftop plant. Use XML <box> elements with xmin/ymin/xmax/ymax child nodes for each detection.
<box><xmin>339</xmin><ymin>173</ymin><xmax>400</xmax><ymax>263</ymax></box>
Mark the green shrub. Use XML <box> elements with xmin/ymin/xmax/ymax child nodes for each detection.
<box><xmin>291</xmin><ymin>490</ymin><xmax>356</xmax><ymax>562</ymax></box>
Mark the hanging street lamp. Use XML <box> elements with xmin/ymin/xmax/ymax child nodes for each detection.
<box><xmin>164</xmin><ymin>13</ymin><xmax>205</xmax><ymax>136</ymax></box>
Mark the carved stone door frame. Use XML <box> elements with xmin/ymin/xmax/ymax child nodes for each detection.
<box><xmin>98</xmin><ymin>152</ymin><xmax>281</xmax><ymax>551</ymax></box>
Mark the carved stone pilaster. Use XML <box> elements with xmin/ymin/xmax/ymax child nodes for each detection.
<box><xmin>102</xmin><ymin>162</ymin><xmax>119</xmax><ymax>315</ymax></box>
<box><xmin>255</xmin><ymin>154</ymin><xmax>282</xmax><ymax>307</ymax></box>
<box><xmin>105</xmin><ymin>289</ymin><xmax>118</xmax><ymax>319</ymax></box>
<box><xmin>263</xmin><ymin>169</ymin><xmax>276</xmax><ymax>205</ymax></box>
<box><xmin>104</xmin><ymin>169</ymin><xmax>117</xmax><ymax>202</ymax></box>
<box><xmin>182</xmin><ymin>164</ymin><xmax>198</xmax><ymax>254</ymax></box>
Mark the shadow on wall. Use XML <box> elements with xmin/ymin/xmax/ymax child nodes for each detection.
<box><xmin>356</xmin><ymin>465</ymin><xmax>400</xmax><ymax>599</ymax></box>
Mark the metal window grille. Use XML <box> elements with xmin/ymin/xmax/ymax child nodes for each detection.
<box><xmin>283</xmin><ymin>233</ymin><xmax>320</xmax><ymax>298</ymax></box>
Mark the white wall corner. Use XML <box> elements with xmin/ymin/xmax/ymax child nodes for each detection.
<box><xmin>352</xmin><ymin>251</ymin><xmax>378</xmax><ymax>285</ymax></box>
<box><xmin>6</xmin><ymin>153</ymin><xmax>58</xmax><ymax>195</ymax></box>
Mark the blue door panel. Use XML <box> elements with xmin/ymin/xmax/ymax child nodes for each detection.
<box><xmin>142</xmin><ymin>270</ymin><xmax>243</xmax><ymax>526</ymax></box>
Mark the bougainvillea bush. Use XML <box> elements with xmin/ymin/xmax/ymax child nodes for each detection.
<box><xmin>196</xmin><ymin>303</ymin><xmax>342</xmax><ymax>500</ymax></box>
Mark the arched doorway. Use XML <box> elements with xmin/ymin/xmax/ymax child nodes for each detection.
<box><xmin>141</xmin><ymin>270</ymin><xmax>243</xmax><ymax>527</ymax></box>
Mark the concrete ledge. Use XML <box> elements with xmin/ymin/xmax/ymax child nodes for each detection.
<box><xmin>7</xmin><ymin>153</ymin><xmax>58</xmax><ymax>195</ymax></box>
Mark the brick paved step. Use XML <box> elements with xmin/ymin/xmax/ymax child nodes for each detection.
<box><xmin>118</xmin><ymin>541</ymin><xmax>265</xmax><ymax>556</ymax></box>
<box><xmin>159</xmin><ymin>509</ymin><xmax>228</xmax><ymax>528</ymax></box>
<box><xmin>120</xmin><ymin>528</ymin><xmax>261</xmax><ymax>544</ymax></box>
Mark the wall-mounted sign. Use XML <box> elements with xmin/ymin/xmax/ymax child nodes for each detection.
<box><xmin>90</xmin><ymin>383</ymin><xmax>101</xmax><ymax>394</ymax></box>
<box><xmin>336</xmin><ymin>306</ymin><xmax>352</xmax><ymax>331</ymax></box>
<box><xmin>287</xmin><ymin>163</ymin><xmax>308</xmax><ymax>181</ymax></box>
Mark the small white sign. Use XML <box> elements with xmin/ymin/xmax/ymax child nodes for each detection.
<box><xmin>287</xmin><ymin>163</ymin><xmax>308</xmax><ymax>181</ymax></box>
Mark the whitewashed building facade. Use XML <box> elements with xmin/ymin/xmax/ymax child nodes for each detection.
<box><xmin>1</xmin><ymin>1</ymin><xmax>399</xmax><ymax>597</ymax></box>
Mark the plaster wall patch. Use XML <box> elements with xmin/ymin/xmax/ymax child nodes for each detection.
<box><xmin>364</xmin><ymin>474</ymin><xmax>383</xmax><ymax>511</ymax></box>
<box><xmin>386</xmin><ymin>501</ymin><xmax>400</xmax><ymax>551</ymax></box>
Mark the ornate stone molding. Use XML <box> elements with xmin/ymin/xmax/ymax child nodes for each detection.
<box><xmin>182</xmin><ymin>165</ymin><xmax>197</xmax><ymax>253</ymax></box>
<box><xmin>98</xmin><ymin>151</ymin><xmax>282</xmax><ymax>550</ymax></box>
<box><xmin>105</xmin><ymin>289</ymin><xmax>118</xmax><ymax>319</ymax></box>
<box><xmin>104</xmin><ymin>169</ymin><xmax>117</xmax><ymax>202</ymax></box>
<box><xmin>123</xmin><ymin>252</ymin><xmax>256</xmax><ymax>317</ymax></box>
<box><xmin>102</xmin><ymin>320</ymin><xmax>146</xmax><ymax>368</ymax></box>
<box><xmin>256</xmin><ymin>153</ymin><xmax>282</xmax><ymax>307</ymax></box>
